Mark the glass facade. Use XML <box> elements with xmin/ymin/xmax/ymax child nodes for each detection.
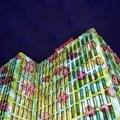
<box><xmin>0</xmin><ymin>28</ymin><xmax>120</xmax><ymax>120</ymax></box>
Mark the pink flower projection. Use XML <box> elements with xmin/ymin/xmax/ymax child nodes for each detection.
<box><xmin>100</xmin><ymin>104</ymin><xmax>110</xmax><ymax>112</ymax></box>
<box><xmin>40</xmin><ymin>112</ymin><xmax>49</xmax><ymax>120</ymax></box>
<box><xmin>107</xmin><ymin>87</ymin><xmax>115</xmax><ymax>97</ymax></box>
<box><xmin>42</xmin><ymin>76</ymin><xmax>50</xmax><ymax>82</ymax></box>
<box><xmin>21</xmin><ymin>81</ymin><xmax>36</xmax><ymax>97</ymax></box>
<box><xmin>112</xmin><ymin>75</ymin><xmax>120</xmax><ymax>85</ymax></box>
<box><xmin>0</xmin><ymin>76</ymin><xmax>13</xmax><ymax>85</ymax></box>
<box><xmin>48</xmin><ymin>53</ymin><xmax>58</xmax><ymax>62</ymax></box>
<box><xmin>24</xmin><ymin>60</ymin><xmax>37</xmax><ymax>73</ymax></box>
<box><xmin>67</xmin><ymin>52</ymin><xmax>78</xmax><ymax>60</ymax></box>
<box><xmin>113</xmin><ymin>54</ymin><xmax>120</xmax><ymax>64</ymax></box>
<box><xmin>54</xmin><ymin>66</ymin><xmax>69</xmax><ymax>77</ymax></box>
<box><xmin>0</xmin><ymin>102</ymin><xmax>12</xmax><ymax>112</ymax></box>
<box><xmin>77</xmin><ymin>71</ymin><xmax>87</xmax><ymax>80</ymax></box>
<box><xmin>101</xmin><ymin>44</ymin><xmax>120</xmax><ymax>64</ymax></box>
<box><xmin>85</xmin><ymin>105</ymin><xmax>95</xmax><ymax>117</ymax></box>
<box><xmin>101</xmin><ymin>45</ymin><xmax>113</xmax><ymax>53</ymax></box>
<box><xmin>0</xmin><ymin>66</ymin><xmax>7</xmax><ymax>73</ymax></box>
<box><xmin>58</xmin><ymin>92</ymin><xmax>68</xmax><ymax>103</ymax></box>
<box><xmin>87</xmin><ymin>41</ymin><xmax>96</xmax><ymax>50</ymax></box>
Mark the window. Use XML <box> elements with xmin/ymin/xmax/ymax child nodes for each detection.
<box><xmin>78</xmin><ymin>80</ymin><xmax>82</xmax><ymax>88</ymax></box>
<box><xmin>85</xmin><ymin>35</ymin><xmax>88</xmax><ymax>43</ymax></box>
<box><xmin>96</xmin><ymin>81</ymin><xmax>101</xmax><ymax>92</ymax></box>
<box><xmin>90</xmin><ymin>83</ymin><xmax>95</xmax><ymax>94</ymax></box>
<box><xmin>85</xmin><ymin>86</ymin><xmax>89</xmax><ymax>97</ymax></box>
<box><xmin>75</xmin><ymin>59</ymin><xmax>79</xmax><ymax>68</ymax></box>
<box><xmin>71</xmin><ymin>106</ymin><xmax>75</xmax><ymax>118</ymax></box>
<box><xmin>98</xmin><ymin>94</ymin><xmax>104</xmax><ymax>105</ymax></box>
<box><xmin>86</xmin><ymin>62</ymin><xmax>90</xmax><ymax>71</ymax></box>
<box><xmin>72</xmin><ymin>71</ymin><xmax>76</xmax><ymax>79</ymax></box>
<box><xmin>74</xmin><ymin>81</ymin><xmax>77</xmax><ymax>90</ymax></box>
<box><xmin>78</xmin><ymin>49</ymin><xmax>81</xmax><ymax>56</ymax></box>
<box><xmin>70</xmin><ymin>94</ymin><xmax>74</xmax><ymax>104</ymax></box>
<box><xmin>75</xmin><ymin>91</ymin><xmax>79</xmax><ymax>102</ymax></box>
<box><xmin>73</xmin><ymin>44</ymin><xmax>77</xmax><ymax>51</ymax></box>
<box><xmin>71</xmin><ymin>62</ymin><xmax>75</xmax><ymax>69</ymax></box>
<box><xmin>82</xmin><ymin>46</ymin><xmax>86</xmax><ymax>54</ymax></box>
<box><xmin>77</xmin><ymin>41</ymin><xmax>80</xmax><ymax>48</ymax></box>
<box><xmin>96</xmin><ymin>111</ymin><xmax>101</xmax><ymax>120</ymax></box>
<box><xmin>81</xmin><ymin>39</ymin><xmax>85</xmax><ymax>45</ymax></box>
<box><xmin>89</xmin><ymin>33</ymin><xmax>93</xmax><ymax>40</ymax></box>
<box><xmin>80</xmin><ymin>56</ymin><xmax>84</xmax><ymax>64</ymax></box>
<box><xmin>88</xmin><ymin>73</ymin><xmax>92</xmax><ymax>82</ymax></box>
<box><xmin>101</xmin><ymin>78</ymin><xmax>107</xmax><ymax>88</ymax></box>
<box><xmin>84</xmin><ymin>53</ymin><xmax>88</xmax><ymax>62</ymax></box>
<box><xmin>88</xmin><ymin>51</ymin><xmax>93</xmax><ymax>59</ymax></box>
<box><xmin>93</xmin><ymin>48</ymin><xmax>98</xmax><ymax>56</ymax></box>
<box><xmin>91</xmin><ymin>60</ymin><xmax>96</xmax><ymax>69</ymax></box>
<box><xmin>98</xmin><ymin>67</ymin><xmax>103</xmax><ymax>77</ymax></box>
<box><xmin>70</xmin><ymin>46</ymin><xmax>72</xmax><ymax>53</ymax></box>
<box><xmin>109</xmin><ymin>105</ymin><xmax>116</xmax><ymax>119</ymax></box>
<box><xmin>93</xmin><ymin>70</ymin><xmax>98</xmax><ymax>80</ymax></box>
<box><xmin>80</xmin><ymin>88</ymin><xmax>84</xmax><ymax>100</ymax></box>
<box><xmin>76</xmin><ymin>104</ymin><xmax>80</xmax><ymax>115</ymax></box>
<box><xmin>81</xmin><ymin>101</ymin><xmax>85</xmax><ymax>114</ymax></box>
<box><xmin>93</xmin><ymin>96</ymin><xmax>98</xmax><ymax>107</ymax></box>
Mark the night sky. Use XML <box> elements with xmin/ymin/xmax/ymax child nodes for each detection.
<box><xmin>0</xmin><ymin>0</ymin><xmax>120</xmax><ymax>67</ymax></box>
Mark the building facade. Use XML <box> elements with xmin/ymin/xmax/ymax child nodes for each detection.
<box><xmin>0</xmin><ymin>28</ymin><xmax>120</xmax><ymax>120</ymax></box>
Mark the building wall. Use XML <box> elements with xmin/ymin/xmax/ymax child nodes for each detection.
<box><xmin>0</xmin><ymin>29</ymin><xmax>120</xmax><ymax>120</ymax></box>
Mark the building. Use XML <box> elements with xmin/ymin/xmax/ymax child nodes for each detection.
<box><xmin>0</xmin><ymin>28</ymin><xmax>120</xmax><ymax>120</ymax></box>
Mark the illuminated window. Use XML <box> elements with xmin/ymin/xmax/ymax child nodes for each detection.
<box><xmin>78</xmin><ymin>80</ymin><xmax>82</xmax><ymax>88</ymax></box>
<box><xmin>69</xmin><ymin>83</ymin><xmax>72</xmax><ymax>92</ymax></box>
<box><xmin>98</xmin><ymin>94</ymin><xmax>104</xmax><ymax>105</ymax></box>
<box><xmin>81</xmin><ymin>101</ymin><xmax>85</xmax><ymax>114</ymax></box>
<box><xmin>81</xmin><ymin>39</ymin><xmax>85</xmax><ymax>46</ymax></box>
<box><xmin>85</xmin><ymin>86</ymin><xmax>89</xmax><ymax>97</ymax></box>
<box><xmin>89</xmin><ymin>33</ymin><xmax>93</xmax><ymax>40</ymax></box>
<box><xmin>75</xmin><ymin>59</ymin><xmax>79</xmax><ymax>68</ymax></box>
<box><xmin>88</xmin><ymin>73</ymin><xmax>92</xmax><ymax>82</ymax></box>
<box><xmin>86</xmin><ymin>62</ymin><xmax>90</xmax><ymax>71</ymax></box>
<box><xmin>70</xmin><ymin>94</ymin><xmax>73</xmax><ymax>104</ymax></box>
<box><xmin>76</xmin><ymin>103</ymin><xmax>80</xmax><ymax>115</ymax></box>
<box><xmin>96</xmin><ymin>81</ymin><xmax>101</xmax><ymax>92</ymax></box>
<box><xmin>84</xmin><ymin>53</ymin><xmax>88</xmax><ymax>62</ymax></box>
<box><xmin>93</xmin><ymin>70</ymin><xmax>98</xmax><ymax>80</ymax></box>
<box><xmin>71</xmin><ymin>106</ymin><xmax>75</xmax><ymax>118</ymax></box>
<box><xmin>73</xmin><ymin>44</ymin><xmax>77</xmax><ymax>51</ymax></box>
<box><xmin>80</xmin><ymin>88</ymin><xmax>84</xmax><ymax>100</ymax></box>
<box><xmin>80</xmin><ymin>56</ymin><xmax>84</xmax><ymax>64</ymax></box>
<box><xmin>72</xmin><ymin>71</ymin><xmax>76</xmax><ymax>79</ymax></box>
<box><xmin>101</xmin><ymin>78</ymin><xmax>107</xmax><ymax>88</ymax></box>
<box><xmin>77</xmin><ymin>41</ymin><xmax>80</xmax><ymax>48</ymax></box>
<box><xmin>98</xmin><ymin>67</ymin><xmax>104</xmax><ymax>77</ymax></box>
<box><xmin>74</xmin><ymin>81</ymin><xmax>77</xmax><ymax>90</ymax></box>
<box><xmin>75</xmin><ymin>91</ymin><xmax>79</xmax><ymax>102</ymax></box>
<box><xmin>88</xmin><ymin>51</ymin><xmax>93</xmax><ymax>59</ymax></box>
<box><xmin>93</xmin><ymin>96</ymin><xmax>98</xmax><ymax>107</ymax></box>
<box><xmin>90</xmin><ymin>83</ymin><xmax>95</xmax><ymax>94</ymax></box>
<box><xmin>82</xmin><ymin>46</ymin><xmax>86</xmax><ymax>54</ymax></box>
<box><xmin>91</xmin><ymin>60</ymin><xmax>96</xmax><ymax>69</ymax></box>
<box><xmin>96</xmin><ymin>111</ymin><xmax>101</xmax><ymax>120</ymax></box>
<box><xmin>109</xmin><ymin>105</ymin><xmax>116</xmax><ymax>119</ymax></box>
<box><xmin>85</xmin><ymin>35</ymin><xmax>88</xmax><ymax>43</ymax></box>
<box><xmin>70</xmin><ymin>46</ymin><xmax>72</xmax><ymax>53</ymax></box>
<box><xmin>93</xmin><ymin>48</ymin><xmax>98</xmax><ymax>56</ymax></box>
<box><xmin>71</xmin><ymin>62</ymin><xmax>75</xmax><ymax>69</ymax></box>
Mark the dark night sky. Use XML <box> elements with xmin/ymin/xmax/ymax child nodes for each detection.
<box><xmin>0</xmin><ymin>0</ymin><xmax>120</xmax><ymax>66</ymax></box>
